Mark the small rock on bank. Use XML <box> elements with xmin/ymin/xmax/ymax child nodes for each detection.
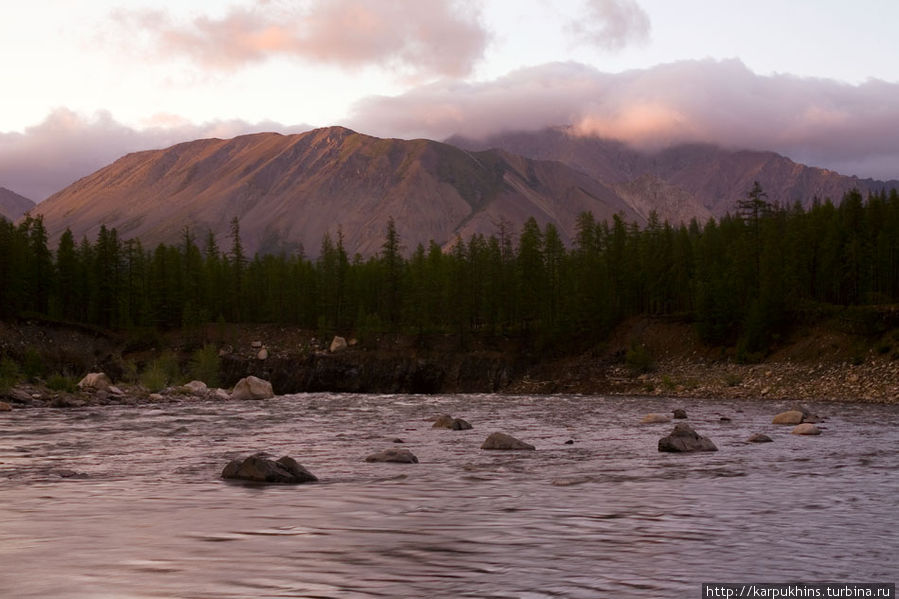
<box><xmin>481</xmin><ymin>432</ymin><xmax>535</xmax><ymax>450</ymax></box>
<box><xmin>78</xmin><ymin>372</ymin><xmax>112</xmax><ymax>391</ymax></box>
<box><xmin>658</xmin><ymin>423</ymin><xmax>718</xmax><ymax>453</ymax></box>
<box><xmin>365</xmin><ymin>448</ymin><xmax>419</xmax><ymax>463</ymax></box>
<box><xmin>222</xmin><ymin>454</ymin><xmax>317</xmax><ymax>483</ymax></box>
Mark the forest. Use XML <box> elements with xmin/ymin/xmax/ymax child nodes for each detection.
<box><xmin>2</xmin><ymin>184</ymin><xmax>899</xmax><ymax>362</ymax></box>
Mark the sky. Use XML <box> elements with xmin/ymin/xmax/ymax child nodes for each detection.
<box><xmin>2</xmin><ymin>0</ymin><xmax>899</xmax><ymax>201</ymax></box>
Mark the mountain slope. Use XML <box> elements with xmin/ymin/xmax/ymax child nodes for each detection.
<box><xmin>448</xmin><ymin>128</ymin><xmax>899</xmax><ymax>218</ymax></box>
<box><xmin>33</xmin><ymin>127</ymin><xmax>641</xmax><ymax>256</ymax></box>
<box><xmin>0</xmin><ymin>187</ymin><xmax>35</xmax><ymax>221</ymax></box>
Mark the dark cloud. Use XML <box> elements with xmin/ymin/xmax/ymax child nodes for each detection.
<box><xmin>114</xmin><ymin>0</ymin><xmax>489</xmax><ymax>79</ymax></box>
<box><xmin>349</xmin><ymin>59</ymin><xmax>899</xmax><ymax>180</ymax></box>
<box><xmin>0</xmin><ymin>109</ymin><xmax>309</xmax><ymax>201</ymax></box>
<box><xmin>569</xmin><ymin>0</ymin><xmax>651</xmax><ymax>51</ymax></box>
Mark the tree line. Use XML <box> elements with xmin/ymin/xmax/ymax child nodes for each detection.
<box><xmin>2</xmin><ymin>185</ymin><xmax>899</xmax><ymax>358</ymax></box>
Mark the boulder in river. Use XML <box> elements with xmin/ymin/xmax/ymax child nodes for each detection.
<box><xmin>672</xmin><ymin>409</ymin><xmax>688</xmax><ymax>419</ymax></box>
<box><xmin>432</xmin><ymin>414</ymin><xmax>472</xmax><ymax>430</ymax></box>
<box><xmin>481</xmin><ymin>432</ymin><xmax>535</xmax><ymax>450</ymax></box>
<box><xmin>0</xmin><ymin>401</ymin><xmax>11</xmax><ymax>412</ymax></box>
<box><xmin>221</xmin><ymin>454</ymin><xmax>317</xmax><ymax>483</ymax></box>
<box><xmin>432</xmin><ymin>414</ymin><xmax>454</xmax><ymax>428</ymax></box>
<box><xmin>231</xmin><ymin>376</ymin><xmax>274</xmax><ymax>400</ymax></box>
<box><xmin>747</xmin><ymin>433</ymin><xmax>773</xmax><ymax>443</ymax></box>
<box><xmin>365</xmin><ymin>448</ymin><xmax>419</xmax><ymax>463</ymax></box>
<box><xmin>641</xmin><ymin>413</ymin><xmax>672</xmax><ymax>424</ymax></box>
<box><xmin>772</xmin><ymin>410</ymin><xmax>804</xmax><ymax>425</ymax></box>
<box><xmin>77</xmin><ymin>372</ymin><xmax>112</xmax><ymax>391</ymax></box>
<box><xmin>791</xmin><ymin>423</ymin><xmax>822</xmax><ymax>436</ymax></box>
<box><xmin>658</xmin><ymin>423</ymin><xmax>718</xmax><ymax>453</ymax></box>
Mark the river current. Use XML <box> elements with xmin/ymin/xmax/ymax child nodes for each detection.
<box><xmin>0</xmin><ymin>393</ymin><xmax>896</xmax><ymax>598</ymax></box>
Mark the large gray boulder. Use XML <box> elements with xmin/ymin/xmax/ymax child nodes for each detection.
<box><xmin>658</xmin><ymin>423</ymin><xmax>718</xmax><ymax>452</ymax></box>
<box><xmin>365</xmin><ymin>448</ymin><xmax>419</xmax><ymax>463</ymax></box>
<box><xmin>231</xmin><ymin>376</ymin><xmax>274</xmax><ymax>400</ymax></box>
<box><xmin>221</xmin><ymin>454</ymin><xmax>317</xmax><ymax>483</ymax></box>
<box><xmin>481</xmin><ymin>432</ymin><xmax>535</xmax><ymax>450</ymax></box>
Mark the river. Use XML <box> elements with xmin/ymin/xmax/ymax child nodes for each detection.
<box><xmin>1</xmin><ymin>393</ymin><xmax>896</xmax><ymax>598</ymax></box>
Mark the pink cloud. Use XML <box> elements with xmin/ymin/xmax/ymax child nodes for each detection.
<box><xmin>0</xmin><ymin>109</ymin><xmax>310</xmax><ymax>201</ymax></box>
<box><xmin>569</xmin><ymin>0</ymin><xmax>651</xmax><ymax>51</ymax></box>
<box><xmin>349</xmin><ymin>59</ymin><xmax>899</xmax><ymax>180</ymax></box>
<box><xmin>114</xmin><ymin>0</ymin><xmax>489</xmax><ymax>78</ymax></box>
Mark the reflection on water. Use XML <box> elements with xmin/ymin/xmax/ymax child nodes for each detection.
<box><xmin>0</xmin><ymin>394</ymin><xmax>897</xmax><ymax>598</ymax></box>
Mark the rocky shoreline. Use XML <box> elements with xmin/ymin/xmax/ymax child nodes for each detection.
<box><xmin>2</xmin><ymin>317</ymin><xmax>899</xmax><ymax>408</ymax></box>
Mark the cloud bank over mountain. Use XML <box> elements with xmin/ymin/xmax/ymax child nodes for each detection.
<box><xmin>350</xmin><ymin>59</ymin><xmax>899</xmax><ymax>180</ymax></box>
<box><xmin>3</xmin><ymin>58</ymin><xmax>898</xmax><ymax>203</ymax></box>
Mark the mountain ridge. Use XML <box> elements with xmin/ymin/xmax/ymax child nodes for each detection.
<box><xmin>31</xmin><ymin>125</ymin><xmax>899</xmax><ymax>256</ymax></box>
<box><xmin>0</xmin><ymin>187</ymin><xmax>35</xmax><ymax>221</ymax></box>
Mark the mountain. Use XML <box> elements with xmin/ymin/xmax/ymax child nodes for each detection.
<box><xmin>33</xmin><ymin>127</ymin><xmax>640</xmax><ymax>256</ymax></box>
<box><xmin>448</xmin><ymin>128</ymin><xmax>899</xmax><ymax>219</ymax></box>
<box><xmin>0</xmin><ymin>187</ymin><xmax>35</xmax><ymax>221</ymax></box>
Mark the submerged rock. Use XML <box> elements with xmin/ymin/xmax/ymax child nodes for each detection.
<box><xmin>481</xmin><ymin>432</ymin><xmax>535</xmax><ymax>450</ymax></box>
<box><xmin>641</xmin><ymin>413</ymin><xmax>672</xmax><ymax>424</ymax></box>
<box><xmin>452</xmin><ymin>418</ymin><xmax>472</xmax><ymax>430</ymax></box>
<box><xmin>772</xmin><ymin>410</ymin><xmax>804</xmax><ymax>425</ymax></box>
<box><xmin>672</xmin><ymin>409</ymin><xmax>688</xmax><ymax>419</ymax></box>
<box><xmin>365</xmin><ymin>448</ymin><xmax>419</xmax><ymax>463</ymax></box>
<box><xmin>221</xmin><ymin>454</ymin><xmax>317</xmax><ymax>483</ymax></box>
<box><xmin>792</xmin><ymin>423</ymin><xmax>822</xmax><ymax>436</ymax></box>
<box><xmin>747</xmin><ymin>433</ymin><xmax>773</xmax><ymax>443</ymax></box>
<box><xmin>231</xmin><ymin>376</ymin><xmax>274</xmax><ymax>400</ymax></box>
<box><xmin>658</xmin><ymin>423</ymin><xmax>718</xmax><ymax>453</ymax></box>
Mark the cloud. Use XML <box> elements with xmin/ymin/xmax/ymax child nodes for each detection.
<box><xmin>114</xmin><ymin>0</ymin><xmax>488</xmax><ymax>79</ymax></box>
<box><xmin>569</xmin><ymin>0</ymin><xmax>651</xmax><ymax>51</ymax></box>
<box><xmin>348</xmin><ymin>59</ymin><xmax>899</xmax><ymax>180</ymax></box>
<box><xmin>0</xmin><ymin>109</ymin><xmax>309</xmax><ymax>201</ymax></box>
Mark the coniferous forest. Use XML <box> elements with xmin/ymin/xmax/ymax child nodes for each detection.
<box><xmin>2</xmin><ymin>185</ymin><xmax>899</xmax><ymax>359</ymax></box>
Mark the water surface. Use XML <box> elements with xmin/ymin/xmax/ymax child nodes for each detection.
<box><xmin>1</xmin><ymin>394</ymin><xmax>896</xmax><ymax>598</ymax></box>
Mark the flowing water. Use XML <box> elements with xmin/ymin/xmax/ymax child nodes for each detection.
<box><xmin>0</xmin><ymin>393</ymin><xmax>896</xmax><ymax>598</ymax></box>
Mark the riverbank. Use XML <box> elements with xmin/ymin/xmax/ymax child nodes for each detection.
<box><xmin>2</xmin><ymin>315</ymin><xmax>899</xmax><ymax>405</ymax></box>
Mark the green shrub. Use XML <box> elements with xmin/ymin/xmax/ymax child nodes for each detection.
<box><xmin>187</xmin><ymin>344</ymin><xmax>221</xmax><ymax>387</ymax></box>
<box><xmin>46</xmin><ymin>374</ymin><xmax>77</xmax><ymax>393</ymax></box>
<box><xmin>22</xmin><ymin>348</ymin><xmax>46</xmax><ymax>382</ymax></box>
<box><xmin>0</xmin><ymin>357</ymin><xmax>21</xmax><ymax>391</ymax></box>
<box><xmin>140</xmin><ymin>360</ymin><xmax>168</xmax><ymax>392</ymax></box>
<box><xmin>625</xmin><ymin>343</ymin><xmax>655</xmax><ymax>374</ymax></box>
